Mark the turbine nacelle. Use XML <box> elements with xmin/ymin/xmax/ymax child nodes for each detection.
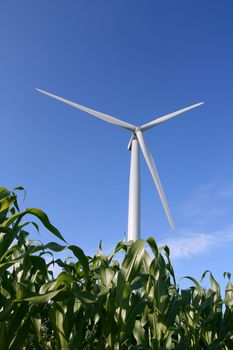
<box><xmin>128</xmin><ymin>127</ymin><xmax>142</xmax><ymax>151</ymax></box>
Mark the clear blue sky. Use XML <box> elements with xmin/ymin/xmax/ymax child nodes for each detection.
<box><xmin>1</xmin><ymin>1</ymin><xmax>233</xmax><ymax>289</ymax></box>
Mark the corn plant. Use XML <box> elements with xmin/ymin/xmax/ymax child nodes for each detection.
<box><xmin>0</xmin><ymin>186</ymin><xmax>233</xmax><ymax>349</ymax></box>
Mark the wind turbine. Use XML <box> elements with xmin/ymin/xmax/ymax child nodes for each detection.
<box><xmin>36</xmin><ymin>88</ymin><xmax>203</xmax><ymax>241</ymax></box>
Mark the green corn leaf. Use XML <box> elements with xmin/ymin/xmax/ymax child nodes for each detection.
<box><xmin>0</xmin><ymin>322</ymin><xmax>9</xmax><ymax>349</ymax></box>
<box><xmin>97</xmin><ymin>240</ymin><xmax>102</xmax><ymax>255</ymax></box>
<box><xmin>223</xmin><ymin>272</ymin><xmax>231</xmax><ymax>280</ymax></box>
<box><xmin>69</xmin><ymin>245</ymin><xmax>89</xmax><ymax>281</ymax></box>
<box><xmin>46</xmin><ymin>241</ymin><xmax>66</xmax><ymax>251</ymax></box>
<box><xmin>0</xmin><ymin>257</ymin><xmax>24</xmax><ymax>272</ymax></box>
<box><xmin>49</xmin><ymin>302</ymin><xmax>70</xmax><ymax>350</ymax></box>
<box><xmin>147</xmin><ymin>236</ymin><xmax>158</xmax><ymax>258</ymax></box>
<box><xmin>115</xmin><ymin>270</ymin><xmax>127</xmax><ymax>308</ymax></box>
<box><xmin>54</xmin><ymin>272</ymin><xmax>76</xmax><ymax>289</ymax></box>
<box><xmin>22</xmin><ymin>289</ymin><xmax>66</xmax><ymax>304</ymax></box>
<box><xmin>31</xmin><ymin>314</ymin><xmax>42</xmax><ymax>344</ymax></box>
<box><xmin>209</xmin><ymin>272</ymin><xmax>221</xmax><ymax>294</ymax></box>
<box><xmin>32</xmin><ymin>241</ymin><xmax>66</xmax><ymax>254</ymax></box>
<box><xmin>8</xmin><ymin>303</ymin><xmax>29</xmax><ymax>340</ymax></box>
<box><xmin>0</xmin><ymin>187</ymin><xmax>11</xmax><ymax>201</ymax></box>
<box><xmin>3</xmin><ymin>207</ymin><xmax>66</xmax><ymax>242</ymax></box>
<box><xmin>225</xmin><ymin>281</ymin><xmax>233</xmax><ymax>306</ymax></box>
<box><xmin>163</xmin><ymin>245</ymin><xmax>170</xmax><ymax>258</ymax></box>
<box><xmin>9</xmin><ymin>316</ymin><xmax>31</xmax><ymax>350</ymax></box>
<box><xmin>126</xmin><ymin>300</ymin><xmax>147</xmax><ymax>335</ymax></box>
<box><xmin>133</xmin><ymin>320</ymin><xmax>148</xmax><ymax>348</ymax></box>
<box><xmin>181</xmin><ymin>276</ymin><xmax>204</xmax><ymax>295</ymax></box>
<box><xmin>74</xmin><ymin>290</ymin><xmax>96</xmax><ymax>304</ymax></box>
<box><xmin>201</xmin><ymin>269</ymin><xmax>210</xmax><ymax>282</ymax></box>
<box><xmin>0</xmin><ymin>301</ymin><xmax>14</xmax><ymax>322</ymax></box>
<box><xmin>30</xmin><ymin>255</ymin><xmax>48</xmax><ymax>276</ymax></box>
<box><xmin>0</xmin><ymin>231</ymin><xmax>16</xmax><ymax>260</ymax></box>
<box><xmin>99</xmin><ymin>267</ymin><xmax>115</xmax><ymax>288</ymax></box>
<box><xmin>113</xmin><ymin>240</ymin><xmax>129</xmax><ymax>254</ymax></box>
<box><xmin>122</xmin><ymin>240</ymin><xmax>145</xmax><ymax>282</ymax></box>
<box><xmin>13</xmin><ymin>186</ymin><xmax>26</xmax><ymax>201</ymax></box>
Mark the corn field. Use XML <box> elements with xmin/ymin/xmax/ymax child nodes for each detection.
<box><xmin>0</xmin><ymin>186</ymin><xmax>233</xmax><ymax>349</ymax></box>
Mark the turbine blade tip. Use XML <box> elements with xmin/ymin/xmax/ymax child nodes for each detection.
<box><xmin>35</xmin><ymin>88</ymin><xmax>43</xmax><ymax>93</ymax></box>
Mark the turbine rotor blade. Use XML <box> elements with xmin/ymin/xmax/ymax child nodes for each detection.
<box><xmin>127</xmin><ymin>134</ymin><xmax>135</xmax><ymax>150</ymax></box>
<box><xmin>141</xmin><ymin>102</ymin><xmax>204</xmax><ymax>131</ymax></box>
<box><xmin>136</xmin><ymin>129</ymin><xmax>175</xmax><ymax>229</ymax></box>
<box><xmin>36</xmin><ymin>88</ymin><xmax>136</xmax><ymax>131</ymax></box>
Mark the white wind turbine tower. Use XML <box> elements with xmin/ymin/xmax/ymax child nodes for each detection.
<box><xmin>36</xmin><ymin>88</ymin><xmax>203</xmax><ymax>241</ymax></box>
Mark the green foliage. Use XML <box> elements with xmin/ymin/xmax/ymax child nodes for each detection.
<box><xmin>0</xmin><ymin>186</ymin><xmax>233</xmax><ymax>349</ymax></box>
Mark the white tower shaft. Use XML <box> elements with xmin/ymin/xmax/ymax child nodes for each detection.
<box><xmin>128</xmin><ymin>137</ymin><xmax>140</xmax><ymax>241</ymax></box>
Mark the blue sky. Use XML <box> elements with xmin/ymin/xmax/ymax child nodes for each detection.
<box><xmin>1</xmin><ymin>1</ymin><xmax>233</xmax><ymax>289</ymax></box>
